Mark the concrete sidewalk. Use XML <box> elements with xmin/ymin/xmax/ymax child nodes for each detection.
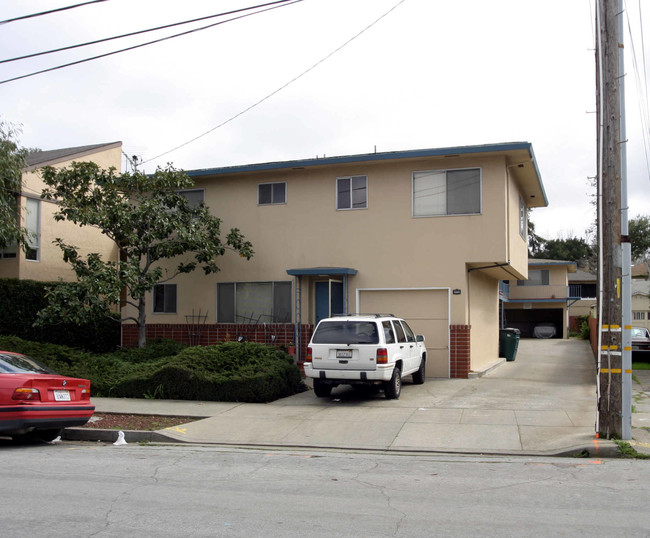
<box><xmin>66</xmin><ymin>339</ymin><xmax>644</xmax><ymax>457</ymax></box>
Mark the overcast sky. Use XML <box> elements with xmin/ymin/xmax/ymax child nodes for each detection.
<box><xmin>1</xmin><ymin>0</ymin><xmax>649</xmax><ymax>240</ymax></box>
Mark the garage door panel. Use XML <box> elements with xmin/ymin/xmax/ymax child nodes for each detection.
<box><xmin>359</xmin><ymin>289</ymin><xmax>449</xmax><ymax>378</ymax></box>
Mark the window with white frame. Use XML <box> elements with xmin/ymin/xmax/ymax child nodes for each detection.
<box><xmin>519</xmin><ymin>195</ymin><xmax>527</xmax><ymax>238</ymax></box>
<box><xmin>633</xmin><ymin>311</ymin><xmax>646</xmax><ymax>321</ymax></box>
<box><xmin>153</xmin><ymin>284</ymin><xmax>177</xmax><ymax>313</ymax></box>
<box><xmin>258</xmin><ymin>182</ymin><xmax>286</xmax><ymax>205</ymax></box>
<box><xmin>178</xmin><ymin>189</ymin><xmax>204</xmax><ymax>209</ymax></box>
<box><xmin>412</xmin><ymin>168</ymin><xmax>481</xmax><ymax>217</ymax></box>
<box><xmin>217</xmin><ymin>281</ymin><xmax>291</xmax><ymax>323</ymax></box>
<box><xmin>517</xmin><ymin>269</ymin><xmax>550</xmax><ymax>286</ymax></box>
<box><xmin>337</xmin><ymin>175</ymin><xmax>367</xmax><ymax>210</ymax></box>
<box><xmin>25</xmin><ymin>197</ymin><xmax>40</xmax><ymax>261</ymax></box>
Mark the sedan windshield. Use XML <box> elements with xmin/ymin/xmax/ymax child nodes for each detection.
<box><xmin>311</xmin><ymin>321</ymin><xmax>379</xmax><ymax>345</ymax></box>
<box><xmin>0</xmin><ymin>353</ymin><xmax>56</xmax><ymax>374</ymax></box>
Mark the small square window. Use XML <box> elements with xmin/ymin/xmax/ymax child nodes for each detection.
<box><xmin>178</xmin><ymin>189</ymin><xmax>205</xmax><ymax>209</ymax></box>
<box><xmin>258</xmin><ymin>182</ymin><xmax>286</xmax><ymax>205</ymax></box>
<box><xmin>337</xmin><ymin>175</ymin><xmax>367</xmax><ymax>210</ymax></box>
<box><xmin>153</xmin><ymin>284</ymin><xmax>177</xmax><ymax>313</ymax></box>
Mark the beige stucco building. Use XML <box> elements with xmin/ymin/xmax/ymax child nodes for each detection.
<box><xmin>122</xmin><ymin>142</ymin><xmax>548</xmax><ymax>378</ymax></box>
<box><xmin>501</xmin><ymin>259</ymin><xmax>580</xmax><ymax>339</ymax></box>
<box><xmin>0</xmin><ymin>142</ymin><xmax>121</xmax><ymax>282</ymax></box>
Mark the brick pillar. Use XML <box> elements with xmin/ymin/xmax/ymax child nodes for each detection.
<box><xmin>450</xmin><ymin>324</ymin><xmax>471</xmax><ymax>378</ymax></box>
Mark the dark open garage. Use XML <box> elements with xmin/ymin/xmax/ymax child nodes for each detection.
<box><xmin>503</xmin><ymin>307</ymin><xmax>563</xmax><ymax>338</ymax></box>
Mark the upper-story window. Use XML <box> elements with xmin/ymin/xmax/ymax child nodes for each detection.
<box><xmin>519</xmin><ymin>195</ymin><xmax>527</xmax><ymax>238</ymax></box>
<box><xmin>178</xmin><ymin>189</ymin><xmax>205</xmax><ymax>209</ymax></box>
<box><xmin>517</xmin><ymin>269</ymin><xmax>549</xmax><ymax>286</ymax></box>
<box><xmin>25</xmin><ymin>197</ymin><xmax>40</xmax><ymax>262</ymax></box>
<box><xmin>337</xmin><ymin>175</ymin><xmax>367</xmax><ymax>210</ymax></box>
<box><xmin>412</xmin><ymin>168</ymin><xmax>481</xmax><ymax>217</ymax></box>
<box><xmin>258</xmin><ymin>182</ymin><xmax>286</xmax><ymax>205</ymax></box>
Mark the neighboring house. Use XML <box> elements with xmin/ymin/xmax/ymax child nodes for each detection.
<box><xmin>632</xmin><ymin>280</ymin><xmax>650</xmax><ymax>331</ymax></box>
<box><xmin>121</xmin><ymin>142</ymin><xmax>548</xmax><ymax>378</ymax></box>
<box><xmin>500</xmin><ymin>259</ymin><xmax>579</xmax><ymax>339</ymax></box>
<box><xmin>568</xmin><ymin>269</ymin><xmax>597</xmax><ymax>330</ymax></box>
<box><xmin>632</xmin><ymin>262</ymin><xmax>650</xmax><ymax>330</ymax></box>
<box><xmin>0</xmin><ymin>142</ymin><xmax>121</xmax><ymax>282</ymax></box>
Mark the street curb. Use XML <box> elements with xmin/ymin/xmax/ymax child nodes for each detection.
<box><xmin>63</xmin><ymin>427</ymin><xmax>623</xmax><ymax>458</ymax></box>
<box><xmin>63</xmin><ymin>427</ymin><xmax>177</xmax><ymax>444</ymax></box>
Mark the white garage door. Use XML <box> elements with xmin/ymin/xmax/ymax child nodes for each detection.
<box><xmin>357</xmin><ymin>288</ymin><xmax>450</xmax><ymax>378</ymax></box>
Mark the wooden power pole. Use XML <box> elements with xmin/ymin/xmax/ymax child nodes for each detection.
<box><xmin>596</xmin><ymin>0</ymin><xmax>630</xmax><ymax>439</ymax></box>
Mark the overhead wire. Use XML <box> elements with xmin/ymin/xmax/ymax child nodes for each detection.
<box><xmin>0</xmin><ymin>0</ymin><xmax>108</xmax><ymax>25</ymax></box>
<box><xmin>0</xmin><ymin>0</ymin><xmax>302</xmax><ymax>85</ymax></box>
<box><xmin>624</xmin><ymin>0</ymin><xmax>650</xmax><ymax>182</ymax></box>
<box><xmin>142</xmin><ymin>0</ymin><xmax>409</xmax><ymax>165</ymax></box>
<box><xmin>1</xmin><ymin>0</ymin><xmax>296</xmax><ymax>65</ymax></box>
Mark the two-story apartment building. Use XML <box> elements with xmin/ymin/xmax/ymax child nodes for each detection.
<box><xmin>0</xmin><ymin>142</ymin><xmax>122</xmax><ymax>282</ymax></box>
<box><xmin>501</xmin><ymin>259</ymin><xmax>579</xmax><ymax>339</ymax></box>
<box><xmin>121</xmin><ymin>142</ymin><xmax>548</xmax><ymax>378</ymax></box>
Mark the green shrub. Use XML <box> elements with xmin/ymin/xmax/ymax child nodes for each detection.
<box><xmin>111</xmin><ymin>342</ymin><xmax>305</xmax><ymax>402</ymax></box>
<box><xmin>578</xmin><ymin>315</ymin><xmax>590</xmax><ymax>340</ymax></box>
<box><xmin>0</xmin><ymin>336</ymin><xmax>305</xmax><ymax>402</ymax></box>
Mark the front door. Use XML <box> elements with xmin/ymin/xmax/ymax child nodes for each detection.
<box><xmin>315</xmin><ymin>280</ymin><xmax>344</xmax><ymax>324</ymax></box>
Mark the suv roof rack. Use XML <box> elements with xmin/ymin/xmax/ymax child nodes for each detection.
<box><xmin>331</xmin><ymin>313</ymin><xmax>395</xmax><ymax>318</ymax></box>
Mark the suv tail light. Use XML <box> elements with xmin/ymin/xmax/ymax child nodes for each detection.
<box><xmin>305</xmin><ymin>347</ymin><xmax>313</xmax><ymax>363</ymax></box>
<box><xmin>13</xmin><ymin>387</ymin><xmax>41</xmax><ymax>401</ymax></box>
<box><xmin>376</xmin><ymin>348</ymin><xmax>388</xmax><ymax>364</ymax></box>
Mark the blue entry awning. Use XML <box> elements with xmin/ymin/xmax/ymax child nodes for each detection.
<box><xmin>286</xmin><ymin>267</ymin><xmax>357</xmax><ymax>276</ymax></box>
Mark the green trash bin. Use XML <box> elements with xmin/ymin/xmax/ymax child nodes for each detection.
<box><xmin>499</xmin><ymin>328</ymin><xmax>520</xmax><ymax>361</ymax></box>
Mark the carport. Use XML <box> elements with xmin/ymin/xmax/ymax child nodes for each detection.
<box><xmin>504</xmin><ymin>306</ymin><xmax>564</xmax><ymax>338</ymax></box>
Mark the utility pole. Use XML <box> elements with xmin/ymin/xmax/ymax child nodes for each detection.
<box><xmin>595</xmin><ymin>0</ymin><xmax>632</xmax><ymax>439</ymax></box>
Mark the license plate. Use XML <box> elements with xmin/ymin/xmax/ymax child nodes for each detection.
<box><xmin>53</xmin><ymin>390</ymin><xmax>71</xmax><ymax>401</ymax></box>
<box><xmin>336</xmin><ymin>349</ymin><xmax>353</xmax><ymax>359</ymax></box>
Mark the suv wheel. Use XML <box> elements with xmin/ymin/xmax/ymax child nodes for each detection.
<box><xmin>384</xmin><ymin>366</ymin><xmax>401</xmax><ymax>400</ymax></box>
<box><xmin>412</xmin><ymin>356</ymin><xmax>426</xmax><ymax>385</ymax></box>
<box><xmin>313</xmin><ymin>379</ymin><xmax>332</xmax><ymax>398</ymax></box>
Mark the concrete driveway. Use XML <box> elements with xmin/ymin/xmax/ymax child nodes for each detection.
<box><xmin>85</xmin><ymin>338</ymin><xmax>611</xmax><ymax>456</ymax></box>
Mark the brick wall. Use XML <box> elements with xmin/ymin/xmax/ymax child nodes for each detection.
<box><xmin>450</xmin><ymin>324</ymin><xmax>471</xmax><ymax>378</ymax></box>
<box><xmin>122</xmin><ymin>323</ymin><xmax>313</xmax><ymax>354</ymax></box>
<box><xmin>124</xmin><ymin>323</ymin><xmax>472</xmax><ymax>379</ymax></box>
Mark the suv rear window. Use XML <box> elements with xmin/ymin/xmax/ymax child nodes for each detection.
<box><xmin>311</xmin><ymin>321</ymin><xmax>380</xmax><ymax>344</ymax></box>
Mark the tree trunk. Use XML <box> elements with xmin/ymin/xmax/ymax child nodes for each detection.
<box><xmin>137</xmin><ymin>296</ymin><xmax>147</xmax><ymax>348</ymax></box>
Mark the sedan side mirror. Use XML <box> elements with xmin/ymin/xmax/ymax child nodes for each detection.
<box><xmin>416</xmin><ymin>334</ymin><xmax>425</xmax><ymax>342</ymax></box>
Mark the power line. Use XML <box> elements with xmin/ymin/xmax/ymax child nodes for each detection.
<box><xmin>0</xmin><ymin>0</ymin><xmax>108</xmax><ymax>25</ymax></box>
<box><xmin>0</xmin><ymin>0</ymin><xmax>301</xmax><ymax>85</ymax></box>
<box><xmin>142</xmin><ymin>0</ymin><xmax>409</xmax><ymax>165</ymax></box>
<box><xmin>1</xmin><ymin>0</ymin><xmax>295</xmax><ymax>65</ymax></box>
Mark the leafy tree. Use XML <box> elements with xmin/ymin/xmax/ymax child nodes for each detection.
<box><xmin>531</xmin><ymin>236</ymin><xmax>595</xmax><ymax>267</ymax></box>
<box><xmin>629</xmin><ymin>214</ymin><xmax>650</xmax><ymax>262</ymax></box>
<box><xmin>38</xmin><ymin>162</ymin><xmax>253</xmax><ymax>348</ymax></box>
<box><xmin>527</xmin><ymin>210</ymin><xmax>545</xmax><ymax>255</ymax></box>
<box><xmin>0</xmin><ymin>121</ymin><xmax>28</xmax><ymax>250</ymax></box>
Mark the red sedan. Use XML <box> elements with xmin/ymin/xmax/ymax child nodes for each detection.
<box><xmin>0</xmin><ymin>351</ymin><xmax>95</xmax><ymax>442</ymax></box>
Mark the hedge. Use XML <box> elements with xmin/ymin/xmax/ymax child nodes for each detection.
<box><xmin>0</xmin><ymin>336</ymin><xmax>305</xmax><ymax>403</ymax></box>
<box><xmin>0</xmin><ymin>278</ymin><xmax>120</xmax><ymax>352</ymax></box>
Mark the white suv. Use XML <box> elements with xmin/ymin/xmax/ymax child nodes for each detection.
<box><xmin>305</xmin><ymin>314</ymin><xmax>426</xmax><ymax>400</ymax></box>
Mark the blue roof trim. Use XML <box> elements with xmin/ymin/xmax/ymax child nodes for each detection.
<box><xmin>287</xmin><ymin>267</ymin><xmax>358</xmax><ymax>276</ymax></box>
<box><xmin>186</xmin><ymin>142</ymin><xmax>536</xmax><ymax>177</ymax></box>
<box><xmin>528</xmin><ymin>260</ymin><xmax>578</xmax><ymax>268</ymax></box>
<box><xmin>526</xmin><ymin>143</ymin><xmax>549</xmax><ymax>207</ymax></box>
<box><xmin>506</xmin><ymin>297</ymin><xmax>581</xmax><ymax>303</ymax></box>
